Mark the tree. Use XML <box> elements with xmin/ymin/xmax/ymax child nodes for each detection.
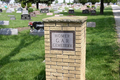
<box><xmin>88</xmin><ymin>0</ymin><xmax>99</xmax><ymax>4</ymax></box>
<box><xmin>111</xmin><ymin>0</ymin><xmax>117</xmax><ymax>3</ymax></box>
<box><xmin>73</xmin><ymin>0</ymin><xmax>79</xmax><ymax>3</ymax></box>
<box><xmin>55</xmin><ymin>0</ymin><xmax>58</xmax><ymax>4</ymax></box>
<box><xmin>15</xmin><ymin>0</ymin><xmax>55</xmax><ymax>9</ymax></box>
<box><xmin>100</xmin><ymin>0</ymin><xmax>104</xmax><ymax>14</ymax></box>
<box><xmin>63</xmin><ymin>0</ymin><xmax>66</xmax><ymax>3</ymax></box>
<box><xmin>79</xmin><ymin>0</ymin><xmax>87</xmax><ymax>5</ymax></box>
<box><xmin>104</xmin><ymin>0</ymin><xmax>111</xmax><ymax>5</ymax></box>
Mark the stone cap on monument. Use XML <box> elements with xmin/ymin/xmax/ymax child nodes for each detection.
<box><xmin>42</xmin><ymin>16</ymin><xmax>87</xmax><ymax>23</ymax></box>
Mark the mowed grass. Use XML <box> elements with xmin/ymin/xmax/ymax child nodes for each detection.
<box><xmin>0</xmin><ymin>6</ymin><xmax>119</xmax><ymax>80</ymax></box>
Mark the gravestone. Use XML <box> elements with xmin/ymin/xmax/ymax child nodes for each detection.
<box><xmin>43</xmin><ymin>16</ymin><xmax>87</xmax><ymax>80</ymax></box>
<box><xmin>82</xmin><ymin>9</ymin><xmax>89</xmax><ymax>14</ymax></box>
<box><xmin>0</xmin><ymin>28</ymin><xmax>18</xmax><ymax>35</ymax></box>
<box><xmin>40</xmin><ymin>8</ymin><xmax>49</xmax><ymax>13</ymax></box>
<box><xmin>10</xmin><ymin>17</ymin><xmax>16</xmax><ymax>20</ymax></box>
<box><xmin>0</xmin><ymin>9</ymin><xmax>2</xmax><ymax>12</ymax></box>
<box><xmin>16</xmin><ymin>11</ymin><xmax>21</xmax><ymax>13</ymax></box>
<box><xmin>33</xmin><ymin>11</ymin><xmax>40</xmax><ymax>15</ymax></box>
<box><xmin>91</xmin><ymin>10</ymin><xmax>96</xmax><ymax>15</ymax></box>
<box><xmin>29</xmin><ymin>12</ymin><xmax>36</xmax><ymax>17</ymax></box>
<box><xmin>59</xmin><ymin>14</ymin><xmax>63</xmax><ymax>16</ymax></box>
<box><xmin>9</xmin><ymin>8</ymin><xmax>15</xmax><ymax>12</ymax></box>
<box><xmin>69</xmin><ymin>9</ymin><xmax>74</xmax><ymax>14</ymax></box>
<box><xmin>58</xmin><ymin>10</ymin><xmax>63</xmax><ymax>12</ymax></box>
<box><xmin>6</xmin><ymin>9</ymin><xmax>12</xmax><ymax>13</ymax></box>
<box><xmin>30</xmin><ymin>29</ymin><xmax>44</xmax><ymax>36</ymax></box>
<box><xmin>17</xmin><ymin>7</ymin><xmax>23</xmax><ymax>11</ymax></box>
<box><xmin>87</xmin><ymin>22</ymin><xmax>96</xmax><ymax>27</ymax></box>
<box><xmin>0</xmin><ymin>21</ymin><xmax>9</xmax><ymax>25</ymax></box>
<box><xmin>54</xmin><ymin>11</ymin><xmax>59</xmax><ymax>14</ymax></box>
<box><xmin>47</xmin><ymin>13</ymin><xmax>53</xmax><ymax>15</ymax></box>
<box><xmin>21</xmin><ymin>14</ymin><xmax>31</xmax><ymax>20</ymax></box>
<box><xmin>30</xmin><ymin>22</ymin><xmax>44</xmax><ymax>36</ymax></box>
<box><xmin>53</xmin><ymin>7</ymin><xmax>58</xmax><ymax>10</ymax></box>
<box><xmin>8</xmin><ymin>15</ymin><xmax>15</xmax><ymax>17</ymax></box>
<box><xmin>22</xmin><ymin>10</ymin><xmax>28</xmax><ymax>14</ymax></box>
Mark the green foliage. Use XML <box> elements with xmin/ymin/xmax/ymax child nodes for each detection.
<box><xmin>87</xmin><ymin>5</ymin><xmax>90</xmax><ymax>8</ymax></box>
<box><xmin>104</xmin><ymin>0</ymin><xmax>112</xmax><ymax>3</ymax></box>
<box><xmin>79</xmin><ymin>0</ymin><xmax>87</xmax><ymax>5</ymax></box>
<box><xmin>21</xmin><ymin>1</ymin><xmax>26</xmax><ymax>8</ymax></box>
<box><xmin>63</xmin><ymin>0</ymin><xmax>66</xmax><ymax>3</ymax></box>
<box><xmin>111</xmin><ymin>0</ymin><xmax>117</xmax><ymax>3</ymax></box>
<box><xmin>28</xmin><ymin>8</ymin><xmax>33</xmax><ymax>12</ymax></box>
<box><xmin>88</xmin><ymin>0</ymin><xmax>99</xmax><ymax>4</ymax></box>
<box><xmin>27</xmin><ymin>2</ymin><xmax>32</xmax><ymax>8</ymax></box>
<box><xmin>92</xmin><ymin>5</ymin><xmax>95</xmax><ymax>8</ymax></box>
<box><xmin>55</xmin><ymin>0</ymin><xmax>58</xmax><ymax>3</ymax></box>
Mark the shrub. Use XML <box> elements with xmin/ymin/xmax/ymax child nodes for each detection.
<box><xmin>27</xmin><ymin>2</ymin><xmax>32</xmax><ymax>8</ymax></box>
<box><xmin>92</xmin><ymin>5</ymin><xmax>95</xmax><ymax>8</ymax></box>
<box><xmin>87</xmin><ymin>5</ymin><xmax>90</xmax><ymax>8</ymax></box>
<box><xmin>28</xmin><ymin>8</ymin><xmax>33</xmax><ymax>13</ymax></box>
<box><xmin>21</xmin><ymin>1</ymin><xmax>25</xmax><ymax>8</ymax></box>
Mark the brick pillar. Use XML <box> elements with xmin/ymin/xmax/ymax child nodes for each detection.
<box><xmin>43</xmin><ymin>16</ymin><xmax>87</xmax><ymax>80</ymax></box>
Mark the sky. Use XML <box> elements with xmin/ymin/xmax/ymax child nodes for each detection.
<box><xmin>9</xmin><ymin>0</ymin><xmax>74</xmax><ymax>3</ymax></box>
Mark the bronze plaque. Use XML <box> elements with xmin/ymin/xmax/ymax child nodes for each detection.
<box><xmin>50</xmin><ymin>31</ymin><xmax>75</xmax><ymax>51</ymax></box>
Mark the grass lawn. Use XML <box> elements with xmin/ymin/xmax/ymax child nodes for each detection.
<box><xmin>0</xmin><ymin>6</ymin><xmax>119</xmax><ymax>80</ymax></box>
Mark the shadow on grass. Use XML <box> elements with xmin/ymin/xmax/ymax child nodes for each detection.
<box><xmin>0</xmin><ymin>34</ymin><xmax>44</xmax><ymax>69</ymax></box>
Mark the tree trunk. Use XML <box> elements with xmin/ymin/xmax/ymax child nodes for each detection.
<box><xmin>36</xmin><ymin>2</ymin><xmax>39</xmax><ymax>10</ymax></box>
<box><xmin>107</xmin><ymin>3</ymin><xmax>110</xmax><ymax>5</ymax></box>
<box><xmin>100</xmin><ymin>0</ymin><xmax>104</xmax><ymax>14</ymax></box>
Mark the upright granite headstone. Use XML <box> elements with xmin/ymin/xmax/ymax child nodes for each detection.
<box><xmin>29</xmin><ymin>12</ymin><xmax>36</xmax><ymax>17</ymax></box>
<box><xmin>21</xmin><ymin>14</ymin><xmax>31</xmax><ymax>20</ymax></box>
<box><xmin>33</xmin><ymin>11</ymin><xmax>40</xmax><ymax>15</ymax></box>
<box><xmin>82</xmin><ymin>9</ymin><xmax>89</xmax><ymax>14</ymax></box>
<box><xmin>90</xmin><ymin>10</ymin><xmax>96</xmax><ymax>15</ymax></box>
<box><xmin>0</xmin><ymin>9</ymin><xmax>2</xmax><ymax>12</ymax></box>
<box><xmin>40</xmin><ymin>8</ymin><xmax>49</xmax><ymax>13</ymax></box>
<box><xmin>69</xmin><ymin>9</ymin><xmax>74</xmax><ymax>14</ymax></box>
<box><xmin>43</xmin><ymin>16</ymin><xmax>87</xmax><ymax>80</ymax></box>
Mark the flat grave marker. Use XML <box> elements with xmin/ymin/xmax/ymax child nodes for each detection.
<box><xmin>47</xmin><ymin>13</ymin><xmax>53</xmax><ymax>15</ymax></box>
<box><xmin>10</xmin><ymin>17</ymin><xmax>16</xmax><ymax>20</ymax></box>
<box><xmin>87</xmin><ymin>22</ymin><xmax>96</xmax><ymax>27</ymax></box>
<box><xmin>0</xmin><ymin>21</ymin><xmax>9</xmax><ymax>25</ymax></box>
<box><xmin>0</xmin><ymin>28</ymin><xmax>18</xmax><ymax>35</ymax></box>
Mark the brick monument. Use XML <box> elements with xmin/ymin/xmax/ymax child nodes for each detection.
<box><xmin>43</xmin><ymin>16</ymin><xmax>87</xmax><ymax>80</ymax></box>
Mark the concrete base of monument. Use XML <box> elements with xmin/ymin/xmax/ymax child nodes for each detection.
<box><xmin>29</xmin><ymin>29</ymin><xmax>44</xmax><ymax>36</ymax></box>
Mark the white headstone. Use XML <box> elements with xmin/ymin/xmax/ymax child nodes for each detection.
<box><xmin>54</xmin><ymin>11</ymin><xmax>59</xmax><ymax>14</ymax></box>
<box><xmin>6</xmin><ymin>9</ymin><xmax>12</xmax><ymax>13</ymax></box>
<box><xmin>0</xmin><ymin>21</ymin><xmax>9</xmax><ymax>25</ymax></box>
<box><xmin>16</xmin><ymin>11</ymin><xmax>21</xmax><ymax>13</ymax></box>
<box><xmin>22</xmin><ymin>10</ymin><xmax>28</xmax><ymax>14</ymax></box>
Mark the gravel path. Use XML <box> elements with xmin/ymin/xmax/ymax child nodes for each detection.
<box><xmin>16</xmin><ymin>27</ymin><xmax>30</xmax><ymax>32</ymax></box>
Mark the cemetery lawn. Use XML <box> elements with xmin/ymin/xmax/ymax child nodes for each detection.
<box><xmin>0</xmin><ymin>6</ymin><xmax>119</xmax><ymax>80</ymax></box>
